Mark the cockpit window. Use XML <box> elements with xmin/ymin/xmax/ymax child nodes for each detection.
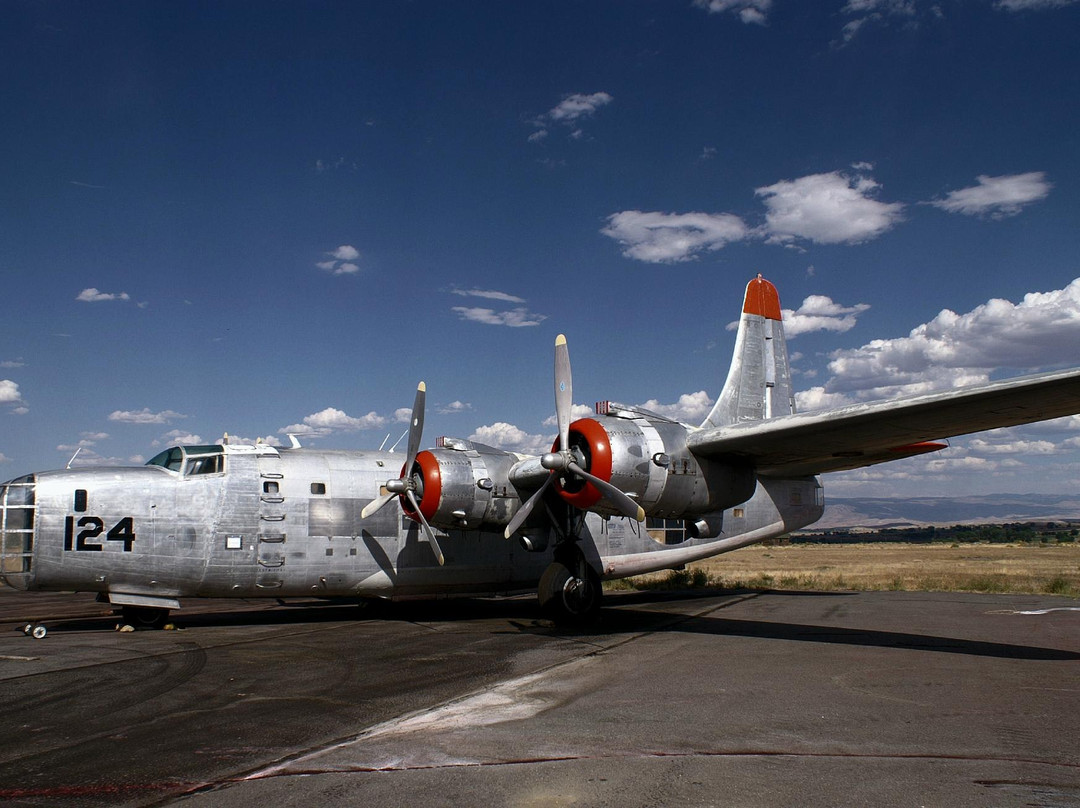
<box><xmin>146</xmin><ymin>447</ymin><xmax>184</xmax><ymax>472</ymax></box>
<box><xmin>146</xmin><ymin>445</ymin><xmax>225</xmax><ymax>476</ymax></box>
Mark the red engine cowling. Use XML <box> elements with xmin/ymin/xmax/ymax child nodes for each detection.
<box><xmin>552</xmin><ymin>415</ymin><xmax>755</xmax><ymax>520</ymax></box>
<box><xmin>398</xmin><ymin>441</ymin><xmax>521</xmax><ymax>532</ymax></box>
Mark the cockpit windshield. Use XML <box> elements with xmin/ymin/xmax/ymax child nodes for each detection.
<box><xmin>146</xmin><ymin>445</ymin><xmax>225</xmax><ymax>476</ymax></box>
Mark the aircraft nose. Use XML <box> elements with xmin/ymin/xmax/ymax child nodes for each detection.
<box><xmin>0</xmin><ymin>474</ymin><xmax>36</xmax><ymax>588</ymax></box>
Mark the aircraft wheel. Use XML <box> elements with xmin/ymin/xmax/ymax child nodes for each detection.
<box><xmin>31</xmin><ymin>624</ymin><xmax>47</xmax><ymax>640</ymax></box>
<box><xmin>121</xmin><ymin>606</ymin><xmax>169</xmax><ymax>630</ymax></box>
<box><xmin>538</xmin><ymin>561</ymin><xmax>602</xmax><ymax>624</ymax></box>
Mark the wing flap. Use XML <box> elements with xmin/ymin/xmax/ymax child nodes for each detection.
<box><xmin>686</xmin><ymin>368</ymin><xmax>1080</xmax><ymax>477</ymax></box>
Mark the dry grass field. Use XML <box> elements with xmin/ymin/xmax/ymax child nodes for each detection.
<box><xmin>616</xmin><ymin>542</ymin><xmax>1080</xmax><ymax>597</ymax></box>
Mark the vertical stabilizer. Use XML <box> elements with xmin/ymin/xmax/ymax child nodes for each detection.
<box><xmin>701</xmin><ymin>276</ymin><xmax>795</xmax><ymax>429</ymax></box>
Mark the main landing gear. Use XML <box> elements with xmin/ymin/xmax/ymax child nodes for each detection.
<box><xmin>538</xmin><ymin>546</ymin><xmax>603</xmax><ymax>625</ymax></box>
<box><xmin>119</xmin><ymin>605</ymin><xmax>170</xmax><ymax>630</ymax></box>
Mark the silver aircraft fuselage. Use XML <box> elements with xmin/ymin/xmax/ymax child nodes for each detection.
<box><xmin>0</xmin><ymin>442</ymin><xmax>822</xmax><ymax>606</ymax></box>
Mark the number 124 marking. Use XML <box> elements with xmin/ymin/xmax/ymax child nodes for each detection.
<box><xmin>63</xmin><ymin>516</ymin><xmax>136</xmax><ymax>552</ymax></box>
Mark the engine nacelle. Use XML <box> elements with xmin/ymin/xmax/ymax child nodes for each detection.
<box><xmin>553</xmin><ymin>407</ymin><xmax>756</xmax><ymax>520</ymax></box>
<box><xmin>402</xmin><ymin>438</ymin><xmax>522</xmax><ymax>532</ymax></box>
<box><xmin>685</xmin><ymin>512</ymin><xmax>726</xmax><ymax>539</ymax></box>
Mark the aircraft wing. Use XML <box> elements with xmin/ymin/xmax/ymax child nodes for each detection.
<box><xmin>686</xmin><ymin>367</ymin><xmax>1080</xmax><ymax>477</ymax></box>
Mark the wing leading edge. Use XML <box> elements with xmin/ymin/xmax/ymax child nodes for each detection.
<box><xmin>686</xmin><ymin>367</ymin><xmax>1080</xmax><ymax>478</ymax></box>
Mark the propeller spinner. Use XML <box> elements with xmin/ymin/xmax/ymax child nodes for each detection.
<box><xmin>360</xmin><ymin>381</ymin><xmax>446</xmax><ymax>565</ymax></box>
<box><xmin>504</xmin><ymin>335</ymin><xmax>645</xmax><ymax>538</ymax></box>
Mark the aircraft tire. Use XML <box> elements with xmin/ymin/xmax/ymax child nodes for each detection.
<box><xmin>537</xmin><ymin>560</ymin><xmax>602</xmax><ymax>625</ymax></box>
<box><xmin>121</xmin><ymin>606</ymin><xmax>169</xmax><ymax>630</ymax></box>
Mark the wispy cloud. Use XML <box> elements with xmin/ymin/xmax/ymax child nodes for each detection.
<box><xmin>529</xmin><ymin>91</ymin><xmax>613</xmax><ymax>143</ymax></box>
<box><xmin>449</xmin><ymin>287</ymin><xmax>545</xmax><ymax>327</ymax></box>
<box><xmin>601</xmin><ymin>210</ymin><xmax>750</xmax><ymax>263</ymax></box>
<box><xmin>108</xmin><ymin>408</ymin><xmax>187</xmax><ymax>424</ymax></box>
<box><xmin>451</xmin><ymin>288</ymin><xmax>526</xmax><ymax>304</ymax></box>
<box><xmin>452</xmin><ymin>307</ymin><xmax>547</xmax><ymax>327</ymax></box>
<box><xmin>548</xmin><ymin>92</ymin><xmax>613</xmax><ymax>123</ymax></box>
<box><xmin>77</xmin><ymin>288</ymin><xmax>131</xmax><ymax>303</ymax></box>
<box><xmin>927</xmin><ymin>172</ymin><xmax>1051</xmax><ymax>218</ymax></box>
<box><xmin>994</xmin><ymin>0</ymin><xmax>1078</xmax><ymax>10</ymax></box>
<box><xmin>692</xmin><ymin>0</ymin><xmax>772</xmax><ymax>25</ymax></box>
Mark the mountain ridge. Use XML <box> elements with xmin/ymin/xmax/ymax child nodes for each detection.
<box><xmin>814</xmin><ymin>493</ymin><xmax>1080</xmax><ymax>530</ymax></box>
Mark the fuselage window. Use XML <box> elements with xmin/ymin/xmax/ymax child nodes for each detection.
<box><xmin>311</xmin><ymin>482</ymin><xmax>326</xmax><ymax>495</ymax></box>
<box><xmin>185</xmin><ymin>454</ymin><xmax>224</xmax><ymax>476</ymax></box>
<box><xmin>263</xmin><ymin>481</ymin><xmax>279</xmax><ymax>494</ymax></box>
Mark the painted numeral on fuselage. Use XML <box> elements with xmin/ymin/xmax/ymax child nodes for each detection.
<box><xmin>64</xmin><ymin>516</ymin><xmax>136</xmax><ymax>552</ymax></box>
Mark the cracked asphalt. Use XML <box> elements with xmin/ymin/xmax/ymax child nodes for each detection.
<box><xmin>1</xmin><ymin>587</ymin><xmax>1078</xmax><ymax>807</ymax></box>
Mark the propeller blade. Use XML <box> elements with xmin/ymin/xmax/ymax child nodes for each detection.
<box><xmin>554</xmin><ymin>335</ymin><xmax>572</xmax><ymax>452</ymax></box>
<box><xmin>503</xmin><ymin>473</ymin><xmax>554</xmax><ymax>538</ymax></box>
<box><xmin>405</xmin><ymin>381</ymin><xmax>426</xmax><ymax>469</ymax></box>
<box><xmin>405</xmin><ymin>489</ymin><xmax>445</xmax><ymax>566</ymax></box>
<box><xmin>567</xmin><ymin>461</ymin><xmax>645</xmax><ymax>522</ymax></box>
<box><xmin>360</xmin><ymin>491</ymin><xmax>396</xmax><ymax>520</ymax></box>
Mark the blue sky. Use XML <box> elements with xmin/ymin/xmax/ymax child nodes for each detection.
<box><xmin>2</xmin><ymin>0</ymin><xmax>1079</xmax><ymax>497</ymax></box>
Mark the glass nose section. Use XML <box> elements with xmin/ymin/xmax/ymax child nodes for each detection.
<box><xmin>0</xmin><ymin>474</ymin><xmax>36</xmax><ymax>582</ymax></box>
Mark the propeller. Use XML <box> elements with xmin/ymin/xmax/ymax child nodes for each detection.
<box><xmin>361</xmin><ymin>382</ymin><xmax>445</xmax><ymax>566</ymax></box>
<box><xmin>504</xmin><ymin>335</ymin><xmax>645</xmax><ymax>538</ymax></box>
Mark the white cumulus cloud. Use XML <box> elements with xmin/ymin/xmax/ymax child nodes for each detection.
<box><xmin>318</xmin><ymin>245</ymin><xmax>362</xmax><ymax>275</ymax></box>
<box><xmin>469</xmin><ymin>422</ymin><xmax>553</xmax><ymax>455</ymax></box>
<box><xmin>331</xmin><ymin>245</ymin><xmax>360</xmax><ymax>260</ymax></box>
<box><xmin>818</xmin><ymin>277</ymin><xmax>1080</xmax><ymax>399</ymax></box>
<box><xmin>781</xmin><ymin>295</ymin><xmax>871</xmax><ymax>337</ymax></box>
<box><xmin>636</xmin><ymin>391</ymin><xmax>716</xmax><ymax>423</ymax></box>
<box><xmin>756</xmin><ymin>170</ymin><xmax>905</xmax><ymax>246</ymax></box>
<box><xmin>0</xmin><ymin>380</ymin><xmax>23</xmax><ymax>405</ymax></box>
<box><xmin>279</xmin><ymin>407</ymin><xmax>387</xmax><ymax>438</ymax></box>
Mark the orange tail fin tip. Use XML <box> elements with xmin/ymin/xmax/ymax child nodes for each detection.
<box><xmin>743</xmin><ymin>275</ymin><xmax>782</xmax><ymax>321</ymax></box>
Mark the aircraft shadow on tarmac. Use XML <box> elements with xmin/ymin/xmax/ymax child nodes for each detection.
<box><xmin>26</xmin><ymin>587</ymin><xmax>1080</xmax><ymax>663</ymax></box>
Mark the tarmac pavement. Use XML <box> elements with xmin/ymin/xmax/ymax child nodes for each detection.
<box><xmin>1</xmin><ymin>587</ymin><xmax>1077</xmax><ymax>807</ymax></box>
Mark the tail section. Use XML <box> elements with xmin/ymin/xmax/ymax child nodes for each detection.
<box><xmin>701</xmin><ymin>276</ymin><xmax>795</xmax><ymax>429</ymax></box>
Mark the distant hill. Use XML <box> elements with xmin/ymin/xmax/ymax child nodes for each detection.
<box><xmin>814</xmin><ymin>494</ymin><xmax>1080</xmax><ymax>530</ymax></box>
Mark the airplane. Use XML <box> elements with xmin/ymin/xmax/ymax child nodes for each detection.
<box><xmin>4</xmin><ymin>275</ymin><xmax>1080</xmax><ymax>635</ymax></box>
